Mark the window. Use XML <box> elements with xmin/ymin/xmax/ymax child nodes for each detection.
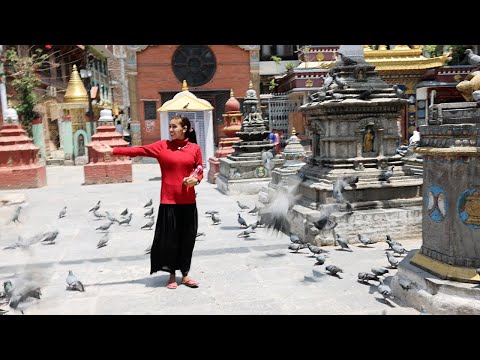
<box><xmin>172</xmin><ymin>45</ymin><xmax>217</xmax><ymax>87</ymax></box>
<box><xmin>144</xmin><ymin>101</ymin><xmax>157</xmax><ymax>120</ymax></box>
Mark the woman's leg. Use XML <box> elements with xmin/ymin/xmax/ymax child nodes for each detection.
<box><xmin>166</xmin><ymin>271</ymin><xmax>177</xmax><ymax>289</ymax></box>
<box><xmin>178</xmin><ymin>205</ymin><xmax>199</xmax><ymax>287</ymax></box>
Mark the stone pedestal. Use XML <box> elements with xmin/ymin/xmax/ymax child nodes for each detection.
<box><xmin>392</xmin><ymin>101</ymin><xmax>480</xmax><ymax>314</ymax></box>
<box><xmin>0</xmin><ymin>123</ymin><xmax>47</xmax><ymax>189</ymax></box>
<box><xmin>216</xmin><ymin>81</ymin><xmax>285</xmax><ymax>194</ymax></box>
<box><xmin>208</xmin><ymin>137</ymin><xmax>240</xmax><ymax>183</ymax></box>
<box><xmin>84</xmin><ymin>123</ymin><xmax>132</xmax><ymax>185</ymax></box>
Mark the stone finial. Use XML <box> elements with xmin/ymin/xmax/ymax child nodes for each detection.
<box><xmin>230</xmin><ymin>88</ymin><xmax>234</xmax><ymax>97</ymax></box>
<box><xmin>98</xmin><ymin>109</ymin><xmax>114</xmax><ymax>125</ymax></box>
<box><xmin>182</xmin><ymin>80</ymin><xmax>188</xmax><ymax>91</ymax></box>
<box><xmin>292</xmin><ymin>127</ymin><xmax>297</xmax><ymax>136</ymax></box>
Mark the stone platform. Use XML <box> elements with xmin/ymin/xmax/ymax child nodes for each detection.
<box><xmin>392</xmin><ymin>250</ymin><xmax>480</xmax><ymax>315</ymax></box>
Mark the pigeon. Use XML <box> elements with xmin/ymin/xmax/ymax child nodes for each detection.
<box><xmin>117</xmin><ymin>213</ymin><xmax>133</xmax><ymax>225</ymax></box>
<box><xmin>309</xmin><ymin>91</ymin><xmax>326</xmax><ymax>102</ymax></box>
<box><xmin>325</xmin><ymin>265</ymin><xmax>343</xmax><ymax>276</ymax></box>
<box><xmin>196</xmin><ymin>232</ymin><xmax>206</xmax><ymax>238</ymax></box>
<box><xmin>141</xmin><ymin>218</ymin><xmax>155</xmax><ymax>230</ymax></box>
<box><xmin>258</xmin><ymin>176</ymin><xmax>304</xmax><ymax>234</ymax></box>
<box><xmin>313</xmin><ymin>205</ymin><xmax>338</xmax><ymax>231</ymax></box>
<box><xmin>345</xmin><ymin>202</ymin><xmax>354</xmax><ymax>215</ymax></box>
<box><xmin>183</xmin><ymin>102</ymin><xmax>189</xmax><ymax>109</ymax></box>
<box><xmin>332</xmin><ymin>73</ymin><xmax>348</xmax><ymax>89</ymax></box>
<box><xmin>237</xmin><ymin>213</ymin><xmax>248</xmax><ymax>228</ymax></box>
<box><xmin>358</xmin><ymin>272</ymin><xmax>380</xmax><ymax>283</ymax></box>
<box><xmin>237</xmin><ymin>230</ymin><xmax>251</xmax><ymax>238</ymax></box>
<box><xmin>377</xmin><ymin>279</ymin><xmax>393</xmax><ymax>300</ymax></box>
<box><xmin>392</xmin><ymin>85</ymin><xmax>406</xmax><ymax>98</ymax></box>
<box><xmin>9</xmin><ymin>206</ymin><xmax>22</xmax><ymax>224</ymax></box>
<box><xmin>386</xmin><ymin>251</ymin><xmax>400</xmax><ymax>268</ymax></box>
<box><xmin>97</xmin><ymin>233</ymin><xmax>109</xmax><ymax>248</ymax></box>
<box><xmin>464</xmin><ymin>49</ymin><xmax>480</xmax><ymax>67</ymax></box>
<box><xmin>289</xmin><ymin>233</ymin><xmax>302</xmax><ymax>244</ymax></box>
<box><xmin>96</xmin><ymin>221</ymin><xmax>114</xmax><ymax>232</ymax></box>
<box><xmin>314</xmin><ymin>254</ymin><xmax>328</xmax><ymax>265</ymax></box>
<box><xmin>144</xmin><ymin>199</ymin><xmax>153</xmax><ymax>208</ymax></box>
<box><xmin>338</xmin><ymin>53</ymin><xmax>357</xmax><ymax>66</ymax></box>
<box><xmin>89</xmin><ymin>201</ymin><xmax>101</xmax><ymax>212</ymax></box>
<box><xmin>357</xmin><ymin>87</ymin><xmax>374</xmax><ymax>100</ymax></box>
<box><xmin>144</xmin><ymin>207</ymin><xmax>154</xmax><ymax>217</ymax></box>
<box><xmin>333</xmin><ymin>176</ymin><xmax>358</xmax><ymax>203</ymax></box>
<box><xmin>105</xmin><ymin>211</ymin><xmax>119</xmax><ymax>223</ymax></box>
<box><xmin>307</xmin><ymin>243</ymin><xmax>329</xmax><ymax>255</ymax></box>
<box><xmin>391</xmin><ymin>243</ymin><xmax>408</xmax><ymax>256</ymax></box>
<box><xmin>120</xmin><ymin>208</ymin><xmax>128</xmax><ymax>216</ymax></box>
<box><xmin>385</xmin><ymin>235</ymin><xmax>403</xmax><ymax>248</ymax></box>
<box><xmin>237</xmin><ymin>201</ymin><xmax>250</xmax><ymax>211</ymax></box>
<box><xmin>398</xmin><ymin>278</ymin><xmax>416</xmax><ymax>291</ymax></box>
<box><xmin>205</xmin><ymin>210</ymin><xmax>219</xmax><ymax>216</ymax></box>
<box><xmin>335</xmin><ymin>233</ymin><xmax>353</xmax><ymax>252</ymax></box>
<box><xmin>288</xmin><ymin>243</ymin><xmax>307</xmax><ymax>253</ymax></box>
<box><xmin>40</xmin><ymin>230</ymin><xmax>59</xmax><ymax>245</ymax></box>
<box><xmin>378</xmin><ymin>166</ymin><xmax>394</xmax><ymax>183</ymax></box>
<box><xmin>371</xmin><ymin>267</ymin><xmax>389</xmax><ymax>277</ymax></box>
<box><xmin>66</xmin><ymin>270</ymin><xmax>85</xmax><ymax>292</ymax></box>
<box><xmin>322</xmin><ymin>73</ymin><xmax>334</xmax><ymax>91</ymax></box>
<box><xmin>58</xmin><ymin>206</ymin><xmax>67</xmax><ymax>219</ymax></box>
<box><xmin>248</xmin><ymin>205</ymin><xmax>259</xmax><ymax>214</ymax></box>
<box><xmin>211</xmin><ymin>213</ymin><xmax>221</xmax><ymax>225</ymax></box>
<box><xmin>357</xmin><ymin>233</ymin><xmax>374</xmax><ymax>246</ymax></box>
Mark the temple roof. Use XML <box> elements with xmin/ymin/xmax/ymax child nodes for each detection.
<box><xmin>158</xmin><ymin>80</ymin><xmax>213</xmax><ymax>112</ymax></box>
<box><xmin>295</xmin><ymin>45</ymin><xmax>452</xmax><ymax>72</ymax></box>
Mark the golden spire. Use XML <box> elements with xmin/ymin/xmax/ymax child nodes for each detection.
<box><xmin>182</xmin><ymin>80</ymin><xmax>188</xmax><ymax>91</ymax></box>
<box><xmin>378</xmin><ymin>45</ymin><xmax>388</xmax><ymax>50</ymax></box>
<box><xmin>291</xmin><ymin>127</ymin><xmax>296</xmax><ymax>136</ymax></box>
<box><xmin>64</xmin><ymin>65</ymin><xmax>88</xmax><ymax>103</ymax></box>
<box><xmin>230</xmin><ymin>88</ymin><xmax>234</xmax><ymax>97</ymax></box>
<box><xmin>248</xmin><ymin>80</ymin><xmax>253</xmax><ymax>89</ymax></box>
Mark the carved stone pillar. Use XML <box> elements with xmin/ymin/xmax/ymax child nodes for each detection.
<box><xmin>355</xmin><ymin>130</ymin><xmax>363</xmax><ymax>157</ymax></box>
<box><xmin>377</xmin><ymin>128</ymin><xmax>385</xmax><ymax>157</ymax></box>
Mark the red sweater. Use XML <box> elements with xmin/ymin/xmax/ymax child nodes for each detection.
<box><xmin>113</xmin><ymin>138</ymin><xmax>203</xmax><ymax>204</ymax></box>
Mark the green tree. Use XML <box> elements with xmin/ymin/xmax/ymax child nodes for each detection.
<box><xmin>4</xmin><ymin>47</ymin><xmax>49</xmax><ymax>136</ymax></box>
<box><xmin>424</xmin><ymin>45</ymin><xmax>472</xmax><ymax>65</ymax></box>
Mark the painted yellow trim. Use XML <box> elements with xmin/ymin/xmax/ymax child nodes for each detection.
<box><xmin>410</xmin><ymin>251</ymin><xmax>480</xmax><ymax>283</ymax></box>
<box><xmin>416</xmin><ymin>147</ymin><xmax>480</xmax><ymax>156</ymax></box>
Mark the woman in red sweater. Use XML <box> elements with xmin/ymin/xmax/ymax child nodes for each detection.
<box><xmin>111</xmin><ymin>115</ymin><xmax>203</xmax><ymax>289</ymax></box>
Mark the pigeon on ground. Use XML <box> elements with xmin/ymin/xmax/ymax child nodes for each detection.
<box><xmin>357</xmin><ymin>233</ymin><xmax>374</xmax><ymax>246</ymax></box>
<box><xmin>117</xmin><ymin>213</ymin><xmax>133</xmax><ymax>225</ymax></box>
<box><xmin>120</xmin><ymin>208</ymin><xmax>128</xmax><ymax>216</ymax></box>
<box><xmin>89</xmin><ymin>201</ymin><xmax>101</xmax><ymax>213</ymax></box>
<box><xmin>398</xmin><ymin>278</ymin><xmax>416</xmax><ymax>291</ymax></box>
<box><xmin>371</xmin><ymin>267</ymin><xmax>389</xmax><ymax>277</ymax></box>
<box><xmin>66</xmin><ymin>270</ymin><xmax>85</xmax><ymax>292</ymax></box>
<box><xmin>358</xmin><ymin>272</ymin><xmax>380</xmax><ymax>283</ymax></box>
<box><xmin>307</xmin><ymin>243</ymin><xmax>329</xmax><ymax>255</ymax></box>
<box><xmin>40</xmin><ymin>230</ymin><xmax>59</xmax><ymax>245</ymax></box>
<box><xmin>248</xmin><ymin>205</ymin><xmax>259</xmax><ymax>214</ymax></box>
<box><xmin>325</xmin><ymin>265</ymin><xmax>343</xmax><ymax>276</ymax></box>
<box><xmin>335</xmin><ymin>233</ymin><xmax>353</xmax><ymax>252</ymax></box>
<box><xmin>288</xmin><ymin>243</ymin><xmax>307</xmax><ymax>253</ymax></box>
<box><xmin>377</xmin><ymin>279</ymin><xmax>393</xmax><ymax>300</ymax></box>
<box><xmin>144</xmin><ymin>207</ymin><xmax>154</xmax><ymax>217</ymax></box>
<box><xmin>386</xmin><ymin>251</ymin><xmax>400</xmax><ymax>268</ymax></box>
<box><xmin>144</xmin><ymin>199</ymin><xmax>153</xmax><ymax>208</ymax></box>
<box><xmin>237</xmin><ymin>201</ymin><xmax>250</xmax><ymax>211</ymax></box>
<box><xmin>9</xmin><ymin>206</ymin><xmax>22</xmax><ymax>224</ymax></box>
<box><xmin>141</xmin><ymin>218</ymin><xmax>155</xmax><ymax>230</ymax></box>
<box><xmin>96</xmin><ymin>221</ymin><xmax>114</xmax><ymax>232</ymax></box>
<box><xmin>97</xmin><ymin>233</ymin><xmax>109</xmax><ymax>248</ymax></box>
<box><xmin>237</xmin><ymin>213</ymin><xmax>248</xmax><ymax>228</ymax></box>
<box><xmin>211</xmin><ymin>213</ymin><xmax>221</xmax><ymax>225</ymax></box>
<box><xmin>58</xmin><ymin>206</ymin><xmax>67</xmax><ymax>219</ymax></box>
<box><xmin>314</xmin><ymin>254</ymin><xmax>328</xmax><ymax>265</ymax></box>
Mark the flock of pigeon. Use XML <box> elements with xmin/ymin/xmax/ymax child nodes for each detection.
<box><xmin>0</xmin><ymin>197</ymin><xmax>159</xmax><ymax>314</ymax></box>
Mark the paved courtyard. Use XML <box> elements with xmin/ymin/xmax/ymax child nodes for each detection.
<box><xmin>0</xmin><ymin>164</ymin><xmax>422</xmax><ymax>315</ymax></box>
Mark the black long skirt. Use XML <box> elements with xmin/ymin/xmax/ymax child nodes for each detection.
<box><xmin>150</xmin><ymin>203</ymin><xmax>198</xmax><ymax>276</ymax></box>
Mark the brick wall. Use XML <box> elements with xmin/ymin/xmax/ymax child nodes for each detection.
<box><xmin>136</xmin><ymin>45</ymin><xmax>251</xmax><ymax>145</ymax></box>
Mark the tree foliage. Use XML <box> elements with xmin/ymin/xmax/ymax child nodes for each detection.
<box><xmin>4</xmin><ymin>47</ymin><xmax>49</xmax><ymax>135</ymax></box>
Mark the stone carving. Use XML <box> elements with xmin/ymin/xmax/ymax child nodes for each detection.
<box><xmin>363</xmin><ymin>128</ymin><xmax>375</xmax><ymax>153</ymax></box>
<box><xmin>426</xmin><ymin>184</ymin><xmax>447</xmax><ymax>223</ymax></box>
<box><xmin>458</xmin><ymin>189</ymin><xmax>480</xmax><ymax>228</ymax></box>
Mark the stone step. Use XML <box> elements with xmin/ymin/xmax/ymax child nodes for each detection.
<box><xmin>46</xmin><ymin>158</ymin><xmax>65</xmax><ymax>166</ymax></box>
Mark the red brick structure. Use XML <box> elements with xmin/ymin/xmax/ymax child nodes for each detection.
<box><xmin>207</xmin><ymin>90</ymin><xmax>243</xmax><ymax>183</ymax></box>
<box><xmin>84</xmin><ymin>110</ymin><xmax>132</xmax><ymax>185</ymax></box>
<box><xmin>134</xmin><ymin>45</ymin><xmax>253</xmax><ymax>145</ymax></box>
<box><xmin>0</xmin><ymin>119</ymin><xmax>47</xmax><ymax>189</ymax></box>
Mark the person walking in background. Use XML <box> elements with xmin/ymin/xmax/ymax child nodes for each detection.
<box><xmin>103</xmin><ymin>115</ymin><xmax>203</xmax><ymax>289</ymax></box>
<box><xmin>115</xmin><ymin>119</ymin><xmax>124</xmax><ymax>135</ymax></box>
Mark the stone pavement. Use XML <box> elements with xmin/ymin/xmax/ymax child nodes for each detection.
<box><xmin>0</xmin><ymin>164</ymin><xmax>422</xmax><ymax>315</ymax></box>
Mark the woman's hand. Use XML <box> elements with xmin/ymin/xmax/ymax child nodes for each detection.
<box><xmin>183</xmin><ymin>176</ymin><xmax>199</xmax><ymax>187</ymax></box>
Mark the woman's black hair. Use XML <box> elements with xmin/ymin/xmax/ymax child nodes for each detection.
<box><xmin>171</xmin><ymin>114</ymin><xmax>197</xmax><ymax>143</ymax></box>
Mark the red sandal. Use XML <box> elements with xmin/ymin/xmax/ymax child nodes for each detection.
<box><xmin>181</xmin><ymin>278</ymin><xmax>199</xmax><ymax>288</ymax></box>
<box><xmin>166</xmin><ymin>278</ymin><xmax>178</xmax><ymax>289</ymax></box>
